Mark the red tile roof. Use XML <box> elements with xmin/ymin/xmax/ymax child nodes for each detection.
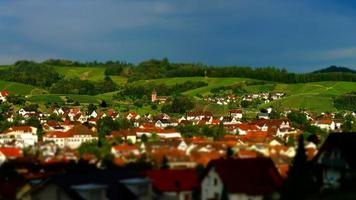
<box><xmin>0</xmin><ymin>147</ymin><xmax>22</xmax><ymax>158</ymax></box>
<box><xmin>229</xmin><ymin>109</ymin><xmax>242</xmax><ymax>114</ymax></box>
<box><xmin>146</xmin><ymin>169</ymin><xmax>199</xmax><ymax>192</ymax></box>
<box><xmin>6</xmin><ymin>126</ymin><xmax>33</xmax><ymax>133</ymax></box>
<box><xmin>317</xmin><ymin>119</ymin><xmax>333</xmax><ymax>125</ymax></box>
<box><xmin>206</xmin><ymin>158</ymin><xmax>283</xmax><ymax>195</ymax></box>
<box><xmin>0</xmin><ymin>90</ymin><xmax>9</xmax><ymax>97</ymax></box>
<box><xmin>112</xmin><ymin>144</ymin><xmax>138</xmax><ymax>151</ymax></box>
<box><xmin>45</xmin><ymin>125</ymin><xmax>97</xmax><ymax>138</ymax></box>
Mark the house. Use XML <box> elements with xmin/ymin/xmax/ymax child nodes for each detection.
<box><xmin>125</xmin><ymin>112</ymin><xmax>141</xmax><ymax>121</ymax></box>
<box><xmin>186</xmin><ymin>111</ymin><xmax>213</xmax><ymax>121</ymax></box>
<box><xmin>229</xmin><ymin>109</ymin><xmax>243</xmax><ymax>119</ymax></box>
<box><xmin>313</xmin><ymin>119</ymin><xmax>336</xmax><ymax>131</ymax></box>
<box><xmin>0</xmin><ymin>147</ymin><xmax>22</xmax><ymax>165</ymax></box>
<box><xmin>20</xmin><ymin>167</ymin><xmax>141</xmax><ymax>200</ymax></box>
<box><xmin>0</xmin><ymin>126</ymin><xmax>38</xmax><ymax>147</ymax></box>
<box><xmin>135</xmin><ymin>128</ymin><xmax>182</xmax><ymax>139</ymax></box>
<box><xmin>43</xmin><ymin>125</ymin><xmax>98</xmax><ymax>149</ymax></box>
<box><xmin>146</xmin><ymin>169</ymin><xmax>199</xmax><ymax>200</ymax></box>
<box><xmin>119</xmin><ymin>178</ymin><xmax>153</xmax><ymax>200</ymax></box>
<box><xmin>257</xmin><ymin>112</ymin><xmax>270</xmax><ymax>119</ymax></box>
<box><xmin>18</xmin><ymin>108</ymin><xmax>36</xmax><ymax>117</ymax></box>
<box><xmin>0</xmin><ymin>90</ymin><xmax>9</xmax><ymax>102</ymax></box>
<box><xmin>111</xmin><ymin>144</ymin><xmax>140</xmax><ymax>157</ymax></box>
<box><xmin>313</xmin><ymin>132</ymin><xmax>356</xmax><ymax>189</ymax></box>
<box><xmin>111</xmin><ymin>130</ymin><xmax>137</xmax><ymax>144</ymax></box>
<box><xmin>151</xmin><ymin>89</ymin><xmax>168</xmax><ymax>104</ymax></box>
<box><xmin>201</xmin><ymin>158</ymin><xmax>283</xmax><ymax>200</ymax></box>
<box><xmin>155</xmin><ymin>119</ymin><xmax>178</xmax><ymax>128</ymax></box>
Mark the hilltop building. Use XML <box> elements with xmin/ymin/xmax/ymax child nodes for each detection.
<box><xmin>151</xmin><ymin>89</ymin><xmax>168</xmax><ymax>104</ymax></box>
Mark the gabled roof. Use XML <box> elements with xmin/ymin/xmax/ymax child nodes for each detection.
<box><xmin>313</xmin><ymin>132</ymin><xmax>356</xmax><ymax>169</ymax></box>
<box><xmin>146</xmin><ymin>169</ymin><xmax>199</xmax><ymax>192</ymax></box>
<box><xmin>45</xmin><ymin>125</ymin><xmax>97</xmax><ymax>138</ymax></box>
<box><xmin>316</xmin><ymin>119</ymin><xmax>333</xmax><ymax>125</ymax></box>
<box><xmin>6</xmin><ymin>126</ymin><xmax>34</xmax><ymax>133</ymax></box>
<box><xmin>0</xmin><ymin>90</ymin><xmax>9</xmax><ymax>97</ymax></box>
<box><xmin>205</xmin><ymin>158</ymin><xmax>283</xmax><ymax>195</ymax></box>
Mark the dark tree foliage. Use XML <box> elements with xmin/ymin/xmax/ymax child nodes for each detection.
<box><xmin>312</xmin><ymin>65</ymin><xmax>355</xmax><ymax>73</ymax></box>
<box><xmin>281</xmin><ymin>135</ymin><xmax>316</xmax><ymax>200</ymax></box>
<box><xmin>50</xmin><ymin>78</ymin><xmax>97</xmax><ymax>95</ymax></box>
<box><xmin>6</xmin><ymin>94</ymin><xmax>26</xmax><ymax>105</ymax></box>
<box><xmin>287</xmin><ymin>111</ymin><xmax>308</xmax><ymax>125</ymax></box>
<box><xmin>0</xmin><ymin>60</ymin><xmax>62</xmax><ymax>87</ymax></box>
<box><xmin>87</xmin><ymin>103</ymin><xmax>97</xmax><ymax>114</ymax></box>
<box><xmin>97</xmin><ymin>116</ymin><xmax>119</xmax><ymax>137</ymax></box>
<box><xmin>50</xmin><ymin>77</ymin><xmax>117</xmax><ymax>95</ymax></box>
<box><xmin>334</xmin><ymin>92</ymin><xmax>356</xmax><ymax>111</ymax></box>
<box><xmin>161</xmin><ymin>95</ymin><xmax>194</xmax><ymax>114</ymax></box>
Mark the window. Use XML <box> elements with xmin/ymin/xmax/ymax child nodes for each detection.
<box><xmin>214</xmin><ymin>178</ymin><xmax>218</xmax><ymax>186</ymax></box>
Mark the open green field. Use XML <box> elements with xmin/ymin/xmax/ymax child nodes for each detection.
<box><xmin>134</xmin><ymin>77</ymin><xmax>252</xmax><ymax>96</ymax></box>
<box><xmin>54</xmin><ymin>66</ymin><xmax>127</xmax><ymax>85</ymax></box>
<box><xmin>28</xmin><ymin>94</ymin><xmax>101</xmax><ymax>104</ymax></box>
<box><xmin>0</xmin><ymin>80</ymin><xmax>40</xmax><ymax>95</ymax></box>
<box><xmin>55</xmin><ymin>67</ymin><xmax>106</xmax><ymax>81</ymax></box>
<box><xmin>254</xmin><ymin>81</ymin><xmax>356</xmax><ymax>112</ymax></box>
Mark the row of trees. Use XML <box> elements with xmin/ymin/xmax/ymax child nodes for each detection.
<box><xmin>102</xmin><ymin>58</ymin><xmax>356</xmax><ymax>83</ymax></box>
<box><xmin>49</xmin><ymin>76</ymin><xmax>117</xmax><ymax>95</ymax></box>
<box><xmin>0</xmin><ymin>60</ymin><xmax>62</xmax><ymax>87</ymax></box>
<box><xmin>334</xmin><ymin>92</ymin><xmax>356</xmax><ymax>111</ymax></box>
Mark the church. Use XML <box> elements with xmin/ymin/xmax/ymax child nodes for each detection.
<box><xmin>151</xmin><ymin>89</ymin><xmax>168</xmax><ymax>104</ymax></box>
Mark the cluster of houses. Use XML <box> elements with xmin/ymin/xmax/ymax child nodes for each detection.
<box><xmin>202</xmin><ymin>92</ymin><xmax>285</xmax><ymax>106</ymax></box>
<box><xmin>243</xmin><ymin>92</ymin><xmax>285</xmax><ymax>103</ymax></box>
<box><xmin>203</xmin><ymin>95</ymin><xmax>238</xmax><ymax>105</ymax></box>
<box><xmin>0</xmin><ymin>89</ymin><xmax>353</xmax><ymax>199</ymax></box>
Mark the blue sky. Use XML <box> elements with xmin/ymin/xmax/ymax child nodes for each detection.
<box><xmin>1</xmin><ymin>0</ymin><xmax>356</xmax><ymax>72</ymax></box>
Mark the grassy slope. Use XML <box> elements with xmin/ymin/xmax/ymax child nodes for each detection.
<box><xmin>0</xmin><ymin>80</ymin><xmax>40</xmax><ymax>95</ymax></box>
<box><xmin>253</xmin><ymin>81</ymin><xmax>356</xmax><ymax>112</ymax></box>
<box><xmin>135</xmin><ymin>77</ymin><xmax>252</xmax><ymax>96</ymax></box>
<box><xmin>1</xmin><ymin>63</ymin><xmax>355</xmax><ymax>112</ymax></box>
<box><xmin>54</xmin><ymin>66</ymin><xmax>127</xmax><ymax>85</ymax></box>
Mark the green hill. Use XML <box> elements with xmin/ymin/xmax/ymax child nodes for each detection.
<box><xmin>54</xmin><ymin>66</ymin><xmax>127</xmax><ymax>85</ymax></box>
<box><xmin>252</xmin><ymin>81</ymin><xmax>356</xmax><ymax>112</ymax></box>
<box><xmin>134</xmin><ymin>77</ymin><xmax>252</xmax><ymax>96</ymax></box>
<box><xmin>0</xmin><ymin>80</ymin><xmax>42</xmax><ymax>95</ymax></box>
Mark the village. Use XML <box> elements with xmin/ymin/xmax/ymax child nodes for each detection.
<box><xmin>0</xmin><ymin>89</ymin><xmax>354</xmax><ymax>200</ymax></box>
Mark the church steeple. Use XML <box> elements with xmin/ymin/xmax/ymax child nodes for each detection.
<box><xmin>151</xmin><ymin>89</ymin><xmax>157</xmax><ymax>102</ymax></box>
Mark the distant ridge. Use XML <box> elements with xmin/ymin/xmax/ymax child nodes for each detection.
<box><xmin>313</xmin><ymin>66</ymin><xmax>356</xmax><ymax>74</ymax></box>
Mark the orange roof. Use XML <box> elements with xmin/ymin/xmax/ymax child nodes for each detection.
<box><xmin>114</xmin><ymin>157</ymin><xmax>126</xmax><ymax>166</ymax></box>
<box><xmin>0</xmin><ymin>147</ymin><xmax>22</xmax><ymax>158</ymax></box>
<box><xmin>7</xmin><ymin>126</ymin><xmax>33</xmax><ymax>133</ymax></box>
<box><xmin>0</xmin><ymin>90</ymin><xmax>9</xmax><ymax>97</ymax></box>
<box><xmin>318</xmin><ymin>119</ymin><xmax>333</xmax><ymax>125</ymax></box>
<box><xmin>277</xmin><ymin>164</ymin><xmax>289</xmax><ymax>178</ymax></box>
<box><xmin>237</xmin><ymin>123</ymin><xmax>258</xmax><ymax>131</ymax></box>
<box><xmin>47</xmin><ymin>120</ymin><xmax>60</xmax><ymax>127</ymax></box>
<box><xmin>112</xmin><ymin>144</ymin><xmax>138</xmax><ymax>151</ymax></box>
<box><xmin>236</xmin><ymin>150</ymin><xmax>257</xmax><ymax>158</ymax></box>
<box><xmin>135</xmin><ymin>128</ymin><xmax>179</xmax><ymax>134</ymax></box>
<box><xmin>45</xmin><ymin>125</ymin><xmax>97</xmax><ymax>138</ymax></box>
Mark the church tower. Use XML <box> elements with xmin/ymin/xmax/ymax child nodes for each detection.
<box><xmin>151</xmin><ymin>89</ymin><xmax>157</xmax><ymax>102</ymax></box>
